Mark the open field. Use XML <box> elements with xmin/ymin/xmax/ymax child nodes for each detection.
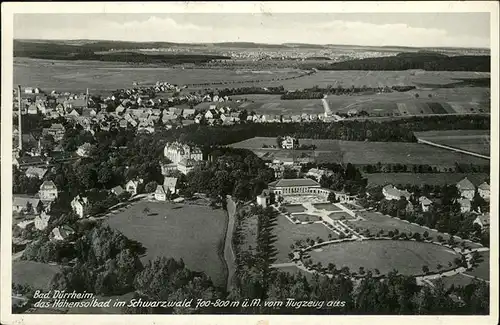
<box><xmin>106</xmin><ymin>201</ymin><xmax>227</xmax><ymax>287</ymax></box>
<box><xmin>284</xmin><ymin>204</ymin><xmax>307</xmax><ymax>213</ymax></box>
<box><xmin>12</xmin><ymin>260</ymin><xmax>60</xmax><ymax>291</ymax></box>
<box><xmin>308</xmin><ymin>240</ymin><xmax>459</xmax><ymax>275</ymax></box>
<box><xmin>14</xmin><ymin>58</ymin><xmax>303</xmax><ymax>94</ymax></box>
<box><xmin>230</xmin><ymin>137</ymin><xmax>490</xmax><ymax>167</ymax></box>
<box><xmin>274</xmin><ymin>214</ymin><xmax>333</xmax><ymax>263</ymax></box>
<box><xmin>415</xmin><ymin>130</ymin><xmax>491</xmax><ymax>156</ymax></box>
<box><xmin>365</xmin><ymin>173</ymin><xmax>489</xmax><ymax>187</ymax></box>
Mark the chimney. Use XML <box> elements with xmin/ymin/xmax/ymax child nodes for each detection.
<box><xmin>17</xmin><ymin>85</ymin><xmax>22</xmax><ymax>151</ymax></box>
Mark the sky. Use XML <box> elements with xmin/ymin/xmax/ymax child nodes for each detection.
<box><xmin>14</xmin><ymin>13</ymin><xmax>491</xmax><ymax>48</ymax></box>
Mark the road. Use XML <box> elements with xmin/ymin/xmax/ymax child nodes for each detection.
<box><xmin>417</xmin><ymin>138</ymin><xmax>489</xmax><ymax>160</ymax></box>
<box><xmin>223</xmin><ymin>195</ymin><xmax>237</xmax><ymax>292</ymax></box>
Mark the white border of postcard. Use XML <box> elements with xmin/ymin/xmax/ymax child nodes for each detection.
<box><xmin>1</xmin><ymin>2</ymin><xmax>499</xmax><ymax>325</ymax></box>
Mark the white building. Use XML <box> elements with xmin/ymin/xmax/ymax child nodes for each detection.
<box><xmin>71</xmin><ymin>195</ymin><xmax>89</xmax><ymax>218</ymax></box>
<box><xmin>473</xmin><ymin>213</ymin><xmax>490</xmax><ymax>230</ymax></box>
<box><xmin>382</xmin><ymin>185</ymin><xmax>411</xmax><ymax>201</ymax></box>
<box><xmin>125</xmin><ymin>179</ymin><xmax>143</xmax><ymax>196</ymax></box>
<box><xmin>39</xmin><ymin>180</ymin><xmax>58</xmax><ymax>202</ymax></box>
<box><xmin>281</xmin><ymin>136</ymin><xmax>297</xmax><ymax>149</ymax></box>
<box><xmin>418</xmin><ymin>196</ymin><xmax>433</xmax><ymax>212</ymax></box>
<box><xmin>456</xmin><ymin>177</ymin><xmax>476</xmax><ymax>200</ymax></box>
<box><xmin>154</xmin><ymin>185</ymin><xmax>167</xmax><ymax>201</ymax></box>
<box><xmin>478</xmin><ymin>182</ymin><xmax>490</xmax><ymax>200</ymax></box>
<box><xmin>164</xmin><ymin>142</ymin><xmax>203</xmax><ymax>165</ymax></box>
<box><xmin>34</xmin><ymin>212</ymin><xmax>51</xmax><ymax>230</ymax></box>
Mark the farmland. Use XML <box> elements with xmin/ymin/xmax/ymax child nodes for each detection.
<box><xmin>230</xmin><ymin>137</ymin><xmax>490</xmax><ymax>167</ymax></box>
<box><xmin>12</xmin><ymin>260</ymin><xmax>61</xmax><ymax>291</ymax></box>
<box><xmin>106</xmin><ymin>200</ymin><xmax>227</xmax><ymax>287</ymax></box>
<box><xmin>308</xmin><ymin>240</ymin><xmax>459</xmax><ymax>275</ymax></box>
<box><xmin>364</xmin><ymin>172</ymin><xmax>489</xmax><ymax>187</ymax></box>
<box><xmin>415</xmin><ymin>130</ymin><xmax>491</xmax><ymax>156</ymax></box>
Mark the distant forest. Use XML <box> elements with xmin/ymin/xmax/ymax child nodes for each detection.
<box><xmin>316</xmin><ymin>52</ymin><xmax>490</xmax><ymax>72</ymax></box>
<box><xmin>13</xmin><ymin>40</ymin><xmax>230</xmax><ymax>64</ymax></box>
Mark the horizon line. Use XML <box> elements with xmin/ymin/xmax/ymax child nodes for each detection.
<box><xmin>13</xmin><ymin>38</ymin><xmax>491</xmax><ymax>51</ymax></box>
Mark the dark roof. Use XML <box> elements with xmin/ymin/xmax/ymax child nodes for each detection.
<box><xmin>268</xmin><ymin>178</ymin><xmax>320</xmax><ymax>188</ymax></box>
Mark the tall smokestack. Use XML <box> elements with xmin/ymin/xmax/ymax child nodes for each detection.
<box><xmin>17</xmin><ymin>85</ymin><xmax>22</xmax><ymax>151</ymax></box>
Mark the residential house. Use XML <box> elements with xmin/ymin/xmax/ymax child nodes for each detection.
<box><xmin>457</xmin><ymin>198</ymin><xmax>472</xmax><ymax>213</ymax></box>
<box><xmin>68</xmin><ymin>109</ymin><xmax>80</xmax><ymax>117</ymax></box>
<box><xmin>382</xmin><ymin>185</ymin><xmax>411</xmax><ymax>201</ymax></box>
<box><xmin>177</xmin><ymin>159</ymin><xmax>198</xmax><ymax>175</ymax></box>
<box><xmin>204</xmin><ymin>110</ymin><xmax>214</xmax><ymax>119</ymax></box>
<box><xmin>12</xmin><ymin>195</ymin><xmax>42</xmax><ymax>214</ymax></box>
<box><xmin>119</xmin><ymin>120</ymin><xmax>128</xmax><ymax>128</ymax></box>
<box><xmin>256</xmin><ymin>189</ymin><xmax>271</xmax><ymax>208</ymax></box>
<box><xmin>115</xmin><ymin>104</ymin><xmax>126</xmax><ymax>115</ymax></box>
<box><xmin>163</xmin><ymin>177</ymin><xmax>178</xmax><ymax>194</ymax></box>
<box><xmin>34</xmin><ymin>212</ymin><xmax>51</xmax><ymax>230</ymax></box>
<box><xmin>125</xmin><ymin>179</ymin><xmax>143</xmax><ymax>196</ymax></box>
<box><xmin>25</xmin><ymin>166</ymin><xmax>48</xmax><ymax>179</ymax></box>
<box><xmin>419</xmin><ymin>196</ymin><xmax>433</xmax><ymax>212</ymax></box>
<box><xmin>478</xmin><ymin>182</ymin><xmax>490</xmax><ymax>200</ymax></box>
<box><xmin>42</xmin><ymin>123</ymin><xmax>65</xmax><ymax>141</ymax></box>
<box><xmin>50</xmin><ymin>225</ymin><xmax>75</xmax><ymax>241</ymax></box>
<box><xmin>473</xmin><ymin>213</ymin><xmax>490</xmax><ymax>230</ymax></box>
<box><xmin>39</xmin><ymin>180</ymin><xmax>58</xmax><ymax>202</ymax></box>
<box><xmin>183</xmin><ymin>108</ymin><xmax>196</xmax><ymax>118</ymax></box>
<box><xmin>71</xmin><ymin>195</ymin><xmax>89</xmax><ymax>218</ymax></box>
<box><xmin>281</xmin><ymin>136</ymin><xmax>297</xmax><ymax>150</ymax></box>
<box><xmin>456</xmin><ymin>177</ymin><xmax>476</xmax><ymax>200</ymax></box>
<box><xmin>154</xmin><ymin>185</ymin><xmax>167</xmax><ymax>201</ymax></box>
<box><xmin>76</xmin><ymin>143</ymin><xmax>93</xmax><ymax>157</ymax></box>
<box><xmin>306</xmin><ymin>168</ymin><xmax>332</xmax><ymax>181</ymax></box>
<box><xmin>27</xmin><ymin>104</ymin><xmax>38</xmax><ymax>115</ymax></box>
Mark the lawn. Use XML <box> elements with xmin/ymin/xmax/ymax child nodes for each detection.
<box><xmin>313</xmin><ymin>203</ymin><xmax>342</xmax><ymax>212</ymax></box>
<box><xmin>364</xmin><ymin>172</ymin><xmax>489</xmax><ymax>187</ymax></box>
<box><xmin>106</xmin><ymin>200</ymin><xmax>227</xmax><ymax>287</ymax></box>
<box><xmin>432</xmin><ymin>273</ymin><xmax>477</xmax><ymax>289</ymax></box>
<box><xmin>308</xmin><ymin>240</ymin><xmax>459</xmax><ymax>275</ymax></box>
<box><xmin>284</xmin><ymin>204</ymin><xmax>307</xmax><ymax>213</ymax></box>
<box><xmin>327</xmin><ymin>212</ymin><xmax>353</xmax><ymax>220</ymax></box>
<box><xmin>464</xmin><ymin>251</ymin><xmax>490</xmax><ymax>281</ymax></box>
<box><xmin>273</xmin><ymin>214</ymin><xmax>333</xmax><ymax>263</ymax></box>
<box><xmin>12</xmin><ymin>260</ymin><xmax>61</xmax><ymax>291</ymax></box>
<box><xmin>293</xmin><ymin>214</ymin><xmax>322</xmax><ymax>223</ymax></box>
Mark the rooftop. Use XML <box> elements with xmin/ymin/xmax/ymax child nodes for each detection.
<box><xmin>268</xmin><ymin>178</ymin><xmax>320</xmax><ymax>188</ymax></box>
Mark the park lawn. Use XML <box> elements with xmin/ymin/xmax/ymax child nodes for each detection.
<box><xmin>12</xmin><ymin>260</ymin><xmax>61</xmax><ymax>291</ymax></box>
<box><xmin>313</xmin><ymin>203</ymin><xmax>342</xmax><ymax>212</ymax></box>
<box><xmin>106</xmin><ymin>201</ymin><xmax>227</xmax><ymax>287</ymax></box>
<box><xmin>308</xmin><ymin>240</ymin><xmax>459</xmax><ymax>276</ymax></box>
<box><xmin>433</xmin><ymin>273</ymin><xmax>477</xmax><ymax>289</ymax></box>
<box><xmin>284</xmin><ymin>204</ymin><xmax>307</xmax><ymax>213</ymax></box>
<box><xmin>464</xmin><ymin>251</ymin><xmax>490</xmax><ymax>281</ymax></box>
<box><xmin>293</xmin><ymin>214</ymin><xmax>322</xmax><ymax>223</ymax></box>
<box><xmin>273</xmin><ymin>214</ymin><xmax>333</xmax><ymax>263</ymax></box>
<box><xmin>327</xmin><ymin>212</ymin><xmax>353</xmax><ymax>220</ymax></box>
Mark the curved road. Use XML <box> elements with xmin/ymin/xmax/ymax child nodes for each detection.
<box><xmin>223</xmin><ymin>195</ymin><xmax>237</xmax><ymax>292</ymax></box>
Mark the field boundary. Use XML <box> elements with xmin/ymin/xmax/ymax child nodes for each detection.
<box><xmin>416</xmin><ymin>138</ymin><xmax>490</xmax><ymax>159</ymax></box>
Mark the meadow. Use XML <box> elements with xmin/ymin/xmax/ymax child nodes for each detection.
<box><xmin>415</xmin><ymin>130</ymin><xmax>491</xmax><ymax>156</ymax></box>
<box><xmin>106</xmin><ymin>200</ymin><xmax>228</xmax><ymax>287</ymax></box>
<box><xmin>364</xmin><ymin>172</ymin><xmax>489</xmax><ymax>187</ymax></box>
<box><xmin>230</xmin><ymin>137</ymin><xmax>490</xmax><ymax>167</ymax></box>
<box><xmin>308</xmin><ymin>240</ymin><xmax>459</xmax><ymax>275</ymax></box>
<box><xmin>274</xmin><ymin>214</ymin><xmax>333</xmax><ymax>263</ymax></box>
<box><xmin>463</xmin><ymin>251</ymin><xmax>489</xmax><ymax>281</ymax></box>
<box><xmin>12</xmin><ymin>260</ymin><xmax>61</xmax><ymax>291</ymax></box>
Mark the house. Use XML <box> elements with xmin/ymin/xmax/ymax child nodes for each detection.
<box><xmin>418</xmin><ymin>196</ymin><xmax>433</xmax><ymax>212</ymax></box>
<box><xmin>473</xmin><ymin>213</ymin><xmax>490</xmax><ymax>229</ymax></box>
<box><xmin>382</xmin><ymin>185</ymin><xmax>411</xmax><ymax>201</ymax></box>
<box><xmin>183</xmin><ymin>108</ymin><xmax>196</xmax><ymax>118</ymax></box>
<box><xmin>71</xmin><ymin>195</ymin><xmax>89</xmax><ymax>218</ymax></box>
<box><xmin>306</xmin><ymin>168</ymin><xmax>332</xmax><ymax>181</ymax></box>
<box><xmin>177</xmin><ymin>158</ymin><xmax>199</xmax><ymax>175</ymax></box>
<box><xmin>281</xmin><ymin>136</ymin><xmax>297</xmax><ymax>150</ymax></box>
<box><xmin>115</xmin><ymin>104</ymin><xmax>126</xmax><ymax>114</ymax></box>
<box><xmin>125</xmin><ymin>179</ymin><xmax>143</xmax><ymax>196</ymax></box>
<box><xmin>119</xmin><ymin>120</ymin><xmax>128</xmax><ymax>128</ymax></box>
<box><xmin>164</xmin><ymin>142</ymin><xmax>203</xmax><ymax>164</ymax></box>
<box><xmin>111</xmin><ymin>185</ymin><xmax>125</xmax><ymax>196</ymax></box>
<box><xmin>27</xmin><ymin>104</ymin><xmax>38</xmax><ymax>115</ymax></box>
<box><xmin>50</xmin><ymin>225</ymin><xmax>75</xmax><ymax>241</ymax></box>
<box><xmin>154</xmin><ymin>185</ymin><xmax>167</xmax><ymax>201</ymax></box>
<box><xmin>42</xmin><ymin>123</ymin><xmax>65</xmax><ymax>141</ymax></box>
<box><xmin>25</xmin><ymin>166</ymin><xmax>48</xmax><ymax>179</ymax></box>
<box><xmin>478</xmin><ymin>182</ymin><xmax>490</xmax><ymax>200</ymax></box>
<box><xmin>456</xmin><ymin>177</ymin><xmax>476</xmax><ymax>200</ymax></box>
<box><xmin>34</xmin><ymin>212</ymin><xmax>51</xmax><ymax>230</ymax></box>
<box><xmin>68</xmin><ymin>109</ymin><xmax>80</xmax><ymax>117</ymax></box>
<box><xmin>76</xmin><ymin>143</ymin><xmax>93</xmax><ymax>157</ymax></box>
<box><xmin>256</xmin><ymin>189</ymin><xmax>271</xmax><ymax>208</ymax></box>
<box><xmin>163</xmin><ymin>177</ymin><xmax>178</xmax><ymax>194</ymax></box>
<box><xmin>39</xmin><ymin>180</ymin><xmax>58</xmax><ymax>202</ymax></box>
<box><xmin>457</xmin><ymin>198</ymin><xmax>471</xmax><ymax>213</ymax></box>
<box><xmin>12</xmin><ymin>195</ymin><xmax>42</xmax><ymax>214</ymax></box>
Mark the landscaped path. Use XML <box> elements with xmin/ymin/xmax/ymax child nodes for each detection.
<box><xmin>223</xmin><ymin>195</ymin><xmax>237</xmax><ymax>292</ymax></box>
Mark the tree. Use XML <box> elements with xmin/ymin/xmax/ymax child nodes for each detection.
<box><xmin>144</xmin><ymin>181</ymin><xmax>158</xmax><ymax>193</ymax></box>
<box><xmin>422</xmin><ymin>265</ymin><xmax>430</xmax><ymax>274</ymax></box>
<box><xmin>143</xmin><ymin>207</ymin><xmax>151</xmax><ymax>216</ymax></box>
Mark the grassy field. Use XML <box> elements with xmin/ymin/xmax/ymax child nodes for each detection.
<box><xmin>12</xmin><ymin>260</ymin><xmax>61</xmax><ymax>291</ymax></box>
<box><xmin>415</xmin><ymin>130</ymin><xmax>491</xmax><ymax>155</ymax></box>
<box><xmin>230</xmin><ymin>137</ymin><xmax>490</xmax><ymax>167</ymax></box>
<box><xmin>308</xmin><ymin>240</ymin><xmax>459</xmax><ymax>275</ymax></box>
<box><xmin>464</xmin><ymin>252</ymin><xmax>489</xmax><ymax>281</ymax></box>
<box><xmin>328</xmin><ymin>212</ymin><xmax>353</xmax><ymax>220</ymax></box>
<box><xmin>284</xmin><ymin>204</ymin><xmax>307</xmax><ymax>213</ymax></box>
<box><xmin>294</xmin><ymin>214</ymin><xmax>322</xmax><ymax>222</ymax></box>
<box><xmin>313</xmin><ymin>203</ymin><xmax>342</xmax><ymax>211</ymax></box>
<box><xmin>365</xmin><ymin>173</ymin><xmax>489</xmax><ymax>187</ymax></box>
<box><xmin>106</xmin><ymin>200</ymin><xmax>227</xmax><ymax>287</ymax></box>
<box><xmin>274</xmin><ymin>214</ymin><xmax>333</xmax><ymax>263</ymax></box>
<box><xmin>14</xmin><ymin>58</ymin><xmax>303</xmax><ymax>94</ymax></box>
<box><xmin>433</xmin><ymin>273</ymin><xmax>477</xmax><ymax>289</ymax></box>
